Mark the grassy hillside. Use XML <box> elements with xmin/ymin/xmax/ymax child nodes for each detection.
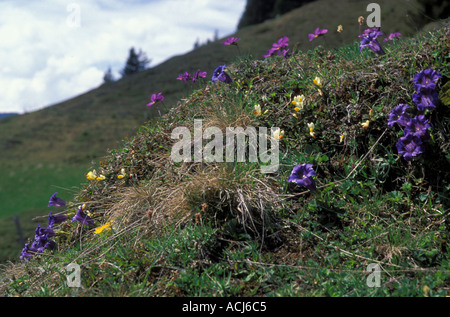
<box><xmin>0</xmin><ymin>0</ymin><xmax>432</xmax><ymax>218</ymax></box>
<box><xmin>0</xmin><ymin>6</ymin><xmax>448</xmax><ymax>297</ymax></box>
<box><xmin>0</xmin><ymin>0</ymin><xmax>434</xmax><ymax>265</ymax></box>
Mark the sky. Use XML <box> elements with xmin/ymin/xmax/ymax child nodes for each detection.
<box><xmin>0</xmin><ymin>0</ymin><xmax>247</xmax><ymax>114</ymax></box>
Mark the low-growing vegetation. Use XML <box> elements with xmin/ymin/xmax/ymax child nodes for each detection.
<box><xmin>1</xmin><ymin>19</ymin><xmax>449</xmax><ymax>297</ymax></box>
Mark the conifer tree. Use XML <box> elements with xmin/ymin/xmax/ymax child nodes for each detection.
<box><xmin>120</xmin><ymin>47</ymin><xmax>151</xmax><ymax>77</ymax></box>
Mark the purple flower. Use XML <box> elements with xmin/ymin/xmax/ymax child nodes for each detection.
<box><xmin>48</xmin><ymin>192</ymin><xmax>67</xmax><ymax>207</ymax></box>
<box><xmin>279</xmin><ymin>48</ymin><xmax>290</xmax><ymax>59</ymax></box>
<box><xmin>396</xmin><ymin>134</ymin><xmax>425</xmax><ymax>161</ymax></box>
<box><xmin>412</xmin><ymin>88</ymin><xmax>439</xmax><ymax>112</ymax></box>
<box><xmin>71</xmin><ymin>205</ymin><xmax>94</xmax><ymax>226</ymax></box>
<box><xmin>21</xmin><ymin>221</ymin><xmax>58</xmax><ymax>261</ymax></box>
<box><xmin>177</xmin><ymin>72</ymin><xmax>192</xmax><ymax>82</ymax></box>
<box><xmin>212</xmin><ymin>65</ymin><xmax>232</xmax><ymax>84</ymax></box>
<box><xmin>192</xmin><ymin>69</ymin><xmax>207</xmax><ymax>83</ymax></box>
<box><xmin>20</xmin><ymin>243</ymin><xmax>37</xmax><ymax>262</ymax></box>
<box><xmin>35</xmin><ymin>223</ymin><xmax>55</xmax><ymax>238</ymax></box>
<box><xmin>223</xmin><ymin>37</ymin><xmax>240</xmax><ymax>46</ymax></box>
<box><xmin>387</xmin><ymin>104</ymin><xmax>411</xmax><ymax>128</ymax></box>
<box><xmin>359</xmin><ymin>28</ymin><xmax>385</xmax><ymax>55</ymax></box>
<box><xmin>274</xmin><ymin>36</ymin><xmax>289</xmax><ymax>48</ymax></box>
<box><xmin>287</xmin><ymin>163</ymin><xmax>317</xmax><ymax>192</ymax></box>
<box><xmin>308</xmin><ymin>28</ymin><xmax>328</xmax><ymax>42</ymax></box>
<box><xmin>405</xmin><ymin>115</ymin><xmax>431</xmax><ymax>141</ymax></box>
<box><xmin>383</xmin><ymin>32</ymin><xmax>402</xmax><ymax>42</ymax></box>
<box><xmin>48</xmin><ymin>211</ymin><xmax>69</xmax><ymax>226</ymax></box>
<box><xmin>413</xmin><ymin>69</ymin><xmax>442</xmax><ymax>92</ymax></box>
<box><xmin>147</xmin><ymin>92</ymin><xmax>164</xmax><ymax>107</ymax></box>
<box><xmin>358</xmin><ymin>28</ymin><xmax>380</xmax><ymax>38</ymax></box>
<box><xmin>263</xmin><ymin>36</ymin><xmax>289</xmax><ymax>58</ymax></box>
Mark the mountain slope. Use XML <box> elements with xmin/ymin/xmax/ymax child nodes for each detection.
<box><xmin>1</xmin><ymin>17</ymin><xmax>448</xmax><ymax>296</ymax></box>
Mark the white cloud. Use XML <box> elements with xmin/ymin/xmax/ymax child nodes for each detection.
<box><xmin>0</xmin><ymin>0</ymin><xmax>246</xmax><ymax>113</ymax></box>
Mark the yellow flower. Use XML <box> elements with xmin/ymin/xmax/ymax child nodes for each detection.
<box><xmin>86</xmin><ymin>170</ymin><xmax>97</xmax><ymax>181</ymax></box>
<box><xmin>337</xmin><ymin>25</ymin><xmax>343</xmax><ymax>33</ymax></box>
<box><xmin>358</xmin><ymin>16</ymin><xmax>365</xmax><ymax>26</ymax></box>
<box><xmin>339</xmin><ymin>135</ymin><xmax>345</xmax><ymax>143</ymax></box>
<box><xmin>361</xmin><ymin>120</ymin><xmax>370</xmax><ymax>129</ymax></box>
<box><xmin>87</xmin><ymin>170</ymin><xmax>105</xmax><ymax>181</ymax></box>
<box><xmin>292</xmin><ymin>95</ymin><xmax>305</xmax><ymax>110</ymax></box>
<box><xmin>118</xmin><ymin>168</ymin><xmax>126</xmax><ymax>179</ymax></box>
<box><xmin>313</xmin><ymin>77</ymin><xmax>322</xmax><ymax>88</ymax></box>
<box><xmin>94</xmin><ymin>221</ymin><xmax>113</xmax><ymax>234</ymax></box>
<box><xmin>272</xmin><ymin>128</ymin><xmax>284</xmax><ymax>140</ymax></box>
<box><xmin>369</xmin><ymin>109</ymin><xmax>374</xmax><ymax>119</ymax></box>
<box><xmin>307</xmin><ymin>122</ymin><xmax>316</xmax><ymax>138</ymax></box>
<box><xmin>254</xmin><ymin>104</ymin><xmax>262</xmax><ymax>116</ymax></box>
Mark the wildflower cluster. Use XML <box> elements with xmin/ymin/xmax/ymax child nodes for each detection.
<box><xmin>177</xmin><ymin>69</ymin><xmax>207</xmax><ymax>83</ymax></box>
<box><xmin>86</xmin><ymin>169</ymin><xmax>106</xmax><ymax>181</ymax></box>
<box><xmin>20</xmin><ymin>193</ymin><xmax>68</xmax><ymax>262</ymax></box>
<box><xmin>388</xmin><ymin>69</ymin><xmax>442</xmax><ymax>161</ymax></box>
<box><xmin>263</xmin><ymin>36</ymin><xmax>290</xmax><ymax>59</ymax></box>
<box><xmin>19</xmin><ymin>191</ymin><xmax>108</xmax><ymax>261</ymax></box>
<box><xmin>359</xmin><ymin>27</ymin><xmax>402</xmax><ymax>56</ymax></box>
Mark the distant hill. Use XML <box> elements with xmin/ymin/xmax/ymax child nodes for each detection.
<box><xmin>237</xmin><ymin>0</ymin><xmax>315</xmax><ymax>29</ymax></box>
<box><xmin>0</xmin><ymin>113</ymin><xmax>19</xmax><ymax>120</ymax></box>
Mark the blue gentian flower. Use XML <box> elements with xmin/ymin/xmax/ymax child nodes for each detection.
<box><xmin>20</xmin><ymin>243</ymin><xmax>37</xmax><ymax>262</ymax></box>
<box><xmin>387</xmin><ymin>104</ymin><xmax>411</xmax><ymax>128</ymax></box>
<box><xmin>359</xmin><ymin>28</ymin><xmax>385</xmax><ymax>55</ymax></box>
<box><xmin>48</xmin><ymin>192</ymin><xmax>67</xmax><ymax>207</ymax></box>
<box><xmin>413</xmin><ymin>69</ymin><xmax>442</xmax><ymax>91</ymax></box>
<box><xmin>412</xmin><ymin>88</ymin><xmax>439</xmax><ymax>112</ymax></box>
<box><xmin>21</xmin><ymin>221</ymin><xmax>58</xmax><ymax>261</ymax></box>
<box><xmin>405</xmin><ymin>115</ymin><xmax>431</xmax><ymax>141</ymax></box>
<box><xmin>71</xmin><ymin>205</ymin><xmax>94</xmax><ymax>226</ymax></box>
<box><xmin>287</xmin><ymin>163</ymin><xmax>317</xmax><ymax>192</ymax></box>
<box><xmin>212</xmin><ymin>65</ymin><xmax>232</xmax><ymax>84</ymax></box>
<box><xmin>396</xmin><ymin>134</ymin><xmax>425</xmax><ymax>161</ymax></box>
<box><xmin>48</xmin><ymin>211</ymin><xmax>69</xmax><ymax>226</ymax></box>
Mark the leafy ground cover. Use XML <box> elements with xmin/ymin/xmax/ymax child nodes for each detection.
<box><xmin>1</xmin><ymin>19</ymin><xmax>449</xmax><ymax>297</ymax></box>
